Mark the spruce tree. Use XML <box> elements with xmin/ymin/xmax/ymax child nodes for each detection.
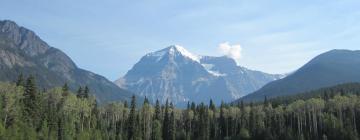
<box><xmin>162</xmin><ymin>99</ymin><xmax>170</xmax><ymax>139</ymax></box>
<box><xmin>169</xmin><ymin>109</ymin><xmax>176</xmax><ymax>140</ymax></box>
<box><xmin>264</xmin><ymin>96</ymin><xmax>269</xmax><ymax>107</ymax></box>
<box><xmin>219</xmin><ymin>102</ymin><xmax>226</xmax><ymax>139</ymax></box>
<box><xmin>191</xmin><ymin>102</ymin><xmax>196</xmax><ymax>111</ymax></box>
<box><xmin>144</xmin><ymin>96</ymin><xmax>149</xmax><ymax>104</ymax></box>
<box><xmin>23</xmin><ymin>75</ymin><xmax>39</xmax><ymax>127</ymax></box>
<box><xmin>124</xmin><ymin>100</ymin><xmax>128</xmax><ymax>108</ymax></box>
<box><xmin>77</xmin><ymin>86</ymin><xmax>83</xmax><ymax>98</ymax></box>
<box><xmin>154</xmin><ymin>100</ymin><xmax>161</xmax><ymax>121</ymax></box>
<box><xmin>62</xmin><ymin>83</ymin><xmax>69</xmax><ymax>97</ymax></box>
<box><xmin>16</xmin><ymin>73</ymin><xmax>25</xmax><ymax>87</ymax></box>
<box><xmin>209</xmin><ymin>99</ymin><xmax>216</xmax><ymax>111</ymax></box>
<box><xmin>127</xmin><ymin>95</ymin><xmax>136</xmax><ymax>140</ymax></box>
<box><xmin>84</xmin><ymin>86</ymin><xmax>90</xmax><ymax>98</ymax></box>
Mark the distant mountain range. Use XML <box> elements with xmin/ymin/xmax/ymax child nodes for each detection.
<box><xmin>3</xmin><ymin>20</ymin><xmax>359</xmax><ymax>106</ymax></box>
<box><xmin>0</xmin><ymin>20</ymin><xmax>133</xmax><ymax>103</ymax></box>
<box><xmin>115</xmin><ymin>45</ymin><xmax>282</xmax><ymax>105</ymax></box>
<box><xmin>239</xmin><ymin>49</ymin><xmax>360</xmax><ymax>102</ymax></box>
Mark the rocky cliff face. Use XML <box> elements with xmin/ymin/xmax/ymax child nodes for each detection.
<box><xmin>0</xmin><ymin>20</ymin><xmax>133</xmax><ymax>103</ymax></box>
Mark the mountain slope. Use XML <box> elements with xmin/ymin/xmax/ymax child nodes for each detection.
<box><xmin>0</xmin><ymin>20</ymin><xmax>133</xmax><ymax>102</ymax></box>
<box><xmin>116</xmin><ymin>45</ymin><xmax>282</xmax><ymax>105</ymax></box>
<box><xmin>240</xmin><ymin>49</ymin><xmax>360</xmax><ymax>102</ymax></box>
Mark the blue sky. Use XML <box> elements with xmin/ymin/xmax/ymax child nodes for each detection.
<box><xmin>1</xmin><ymin>0</ymin><xmax>360</xmax><ymax>80</ymax></box>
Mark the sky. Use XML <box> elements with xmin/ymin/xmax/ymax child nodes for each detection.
<box><xmin>1</xmin><ymin>0</ymin><xmax>360</xmax><ymax>81</ymax></box>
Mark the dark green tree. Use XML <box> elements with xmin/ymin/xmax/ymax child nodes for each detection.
<box><xmin>16</xmin><ymin>73</ymin><xmax>25</xmax><ymax>87</ymax></box>
<box><xmin>77</xmin><ymin>86</ymin><xmax>83</xmax><ymax>98</ymax></box>
<box><xmin>154</xmin><ymin>100</ymin><xmax>161</xmax><ymax>121</ymax></box>
<box><xmin>209</xmin><ymin>99</ymin><xmax>216</xmax><ymax>111</ymax></box>
<box><xmin>169</xmin><ymin>109</ymin><xmax>176</xmax><ymax>140</ymax></box>
<box><xmin>83</xmin><ymin>86</ymin><xmax>89</xmax><ymax>98</ymax></box>
<box><xmin>162</xmin><ymin>99</ymin><xmax>170</xmax><ymax>140</ymax></box>
<box><xmin>23</xmin><ymin>75</ymin><xmax>40</xmax><ymax>128</ymax></box>
<box><xmin>127</xmin><ymin>95</ymin><xmax>136</xmax><ymax>140</ymax></box>
<box><xmin>62</xmin><ymin>83</ymin><xmax>69</xmax><ymax>97</ymax></box>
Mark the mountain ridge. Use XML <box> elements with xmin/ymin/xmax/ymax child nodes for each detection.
<box><xmin>239</xmin><ymin>49</ymin><xmax>360</xmax><ymax>102</ymax></box>
<box><xmin>0</xmin><ymin>20</ymin><xmax>134</xmax><ymax>103</ymax></box>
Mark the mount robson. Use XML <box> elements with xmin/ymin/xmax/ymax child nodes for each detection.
<box><xmin>0</xmin><ymin>20</ymin><xmax>134</xmax><ymax>103</ymax></box>
<box><xmin>115</xmin><ymin>45</ymin><xmax>283</xmax><ymax>106</ymax></box>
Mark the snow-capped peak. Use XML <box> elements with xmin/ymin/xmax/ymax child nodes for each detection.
<box><xmin>147</xmin><ymin>45</ymin><xmax>201</xmax><ymax>63</ymax></box>
<box><xmin>171</xmin><ymin>45</ymin><xmax>200</xmax><ymax>62</ymax></box>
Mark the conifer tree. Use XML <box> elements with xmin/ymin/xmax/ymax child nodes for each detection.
<box><xmin>219</xmin><ymin>102</ymin><xmax>226</xmax><ymax>139</ymax></box>
<box><xmin>62</xmin><ymin>83</ymin><xmax>69</xmax><ymax>97</ymax></box>
<box><xmin>16</xmin><ymin>73</ymin><xmax>25</xmax><ymax>87</ymax></box>
<box><xmin>209</xmin><ymin>99</ymin><xmax>216</xmax><ymax>111</ymax></box>
<box><xmin>23</xmin><ymin>75</ymin><xmax>40</xmax><ymax>127</ymax></box>
<box><xmin>77</xmin><ymin>86</ymin><xmax>83</xmax><ymax>98</ymax></box>
<box><xmin>162</xmin><ymin>99</ymin><xmax>170</xmax><ymax>140</ymax></box>
<box><xmin>154</xmin><ymin>100</ymin><xmax>161</xmax><ymax>121</ymax></box>
<box><xmin>124</xmin><ymin>100</ymin><xmax>129</xmax><ymax>108</ymax></box>
<box><xmin>84</xmin><ymin>86</ymin><xmax>90</xmax><ymax>98</ymax></box>
<box><xmin>143</xmin><ymin>96</ymin><xmax>149</xmax><ymax>105</ymax></box>
<box><xmin>127</xmin><ymin>95</ymin><xmax>136</xmax><ymax>140</ymax></box>
<box><xmin>264</xmin><ymin>95</ymin><xmax>269</xmax><ymax>107</ymax></box>
<box><xmin>169</xmin><ymin>109</ymin><xmax>176</xmax><ymax>140</ymax></box>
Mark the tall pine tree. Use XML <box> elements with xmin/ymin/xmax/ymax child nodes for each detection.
<box><xmin>23</xmin><ymin>75</ymin><xmax>40</xmax><ymax>128</ymax></box>
<box><xmin>16</xmin><ymin>73</ymin><xmax>25</xmax><ymax>87</ymax></box>
<box><xmin>83</xmin><ymin>86</ymin><xmax>90</xmax><ymax>98</ymax></box>
<box><xmin>154</xmin><ymin>100</ymin><xmax>161</xmax><ymax>121</ymax></box>
<box><xmin>127</xmin><ymin>95</ymin><xmax>136</xmax><ymax>140</ymax></box>
<box><xmin>162</xmin><ymin>99</ymin><xmax>170</xmax><ymax>140</ymax></box>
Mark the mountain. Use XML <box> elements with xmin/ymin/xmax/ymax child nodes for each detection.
<box><xmin>115</xmin><ymin>45</ymin><xmax>282</xmax><ymax>105</ymax></box>
<box><xmin>239</xmin><ymin>49</ymin><xmax>360</xmax><ymax>102</ymax></box>
<box><xmin>0</xmin><ymin>20</ymin><xmax>133</xmax><ymax>103</ymax></box>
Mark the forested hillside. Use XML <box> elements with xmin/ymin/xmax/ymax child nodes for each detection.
<box><xmin>240</xmin><ymin>49</ymin><xmax>360</xmax><ymax>102</ymax></box>
<box><xmin>1</xmin><ymin>76</ymin><xmax>360</xmax><ymax>140</ymax></box>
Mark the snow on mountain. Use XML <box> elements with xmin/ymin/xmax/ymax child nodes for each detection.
<box><xmin>172</xmin><ymin>45</ymin><xmax>201</xmax><ymax>62</ymax></box>
<box><xmin>115</xmin><ymin>45</ymin><xmax>282</xmax><ymax>106</ymax></box>
<box><xmin>147</xmin><ymin>45</ymin><xmax>201</xmax><ymax>63</ymax></box>
<box><xmin>202</xmin><ymin>64</ymin><xmax>227</xmax><ymax>77</ymax></box>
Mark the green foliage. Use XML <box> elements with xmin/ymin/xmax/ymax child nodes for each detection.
<box><xmin>1</xmin><ymin>80</ymin><xmax>360</xmax><ymax>140</ymax></box>
<box><xmin>127</xmin><ymin>95</ymin><xmax>137</xmax><ymax>140</ymax></box>
<box><xmin>151</xmin><ymin>120</ymin><xmax>162</xmax><ymax>140</ymax></box>
<box><xmin>15</xmin><ymin>73</ymin><xmax>25</xmax><ymax>87</ymax></box>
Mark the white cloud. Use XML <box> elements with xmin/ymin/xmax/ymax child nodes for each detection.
<box><xmin>218</xmin><ymin>42</ymin><xmax>242</xmax><ymax>63</ymax></box>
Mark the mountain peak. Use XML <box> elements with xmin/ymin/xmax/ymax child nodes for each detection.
<box><xmin>119</xmin><ymin>45</ymin><xmax>281</xmax><ymax>105</ymax></box>
<box><xmin>0</xmin><ymin>19</ymin><xmax>50</xmax><ymax>56</ymax></box>
<box><xmin>0</xmin><ymin>20</ymin><xmax>18</xmax><ymax>29</ymax></box>
<box><xmin>147</xmin><ymin>45</ymin><xmax>201</xmax><ymax>62</ymax></box>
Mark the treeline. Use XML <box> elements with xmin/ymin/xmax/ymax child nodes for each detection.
<box><xmin>1</xmin><ymin>76</ymin><xmax>360</xmax><ymax>140</ymax></box>
<box><xmin>269</xmin><ymin>83</ymin><xmax>360</xmax><ymax>106</ymax></box>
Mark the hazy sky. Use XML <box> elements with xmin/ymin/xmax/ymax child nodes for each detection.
<box><xmin>1</xmin><ymin>0</ymin><xmax>360</xmax><ymax>80</ymax></box>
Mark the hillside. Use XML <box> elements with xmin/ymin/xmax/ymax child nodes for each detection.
<box><xmin>240</xmin><ymin>49</ymin><xmax>360</xmax><ymax>102</ymax></box>
<box><xmin>0</xmin><ymin>20</ymin><xmax>133</xmax><ymax>102</ymax></box>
